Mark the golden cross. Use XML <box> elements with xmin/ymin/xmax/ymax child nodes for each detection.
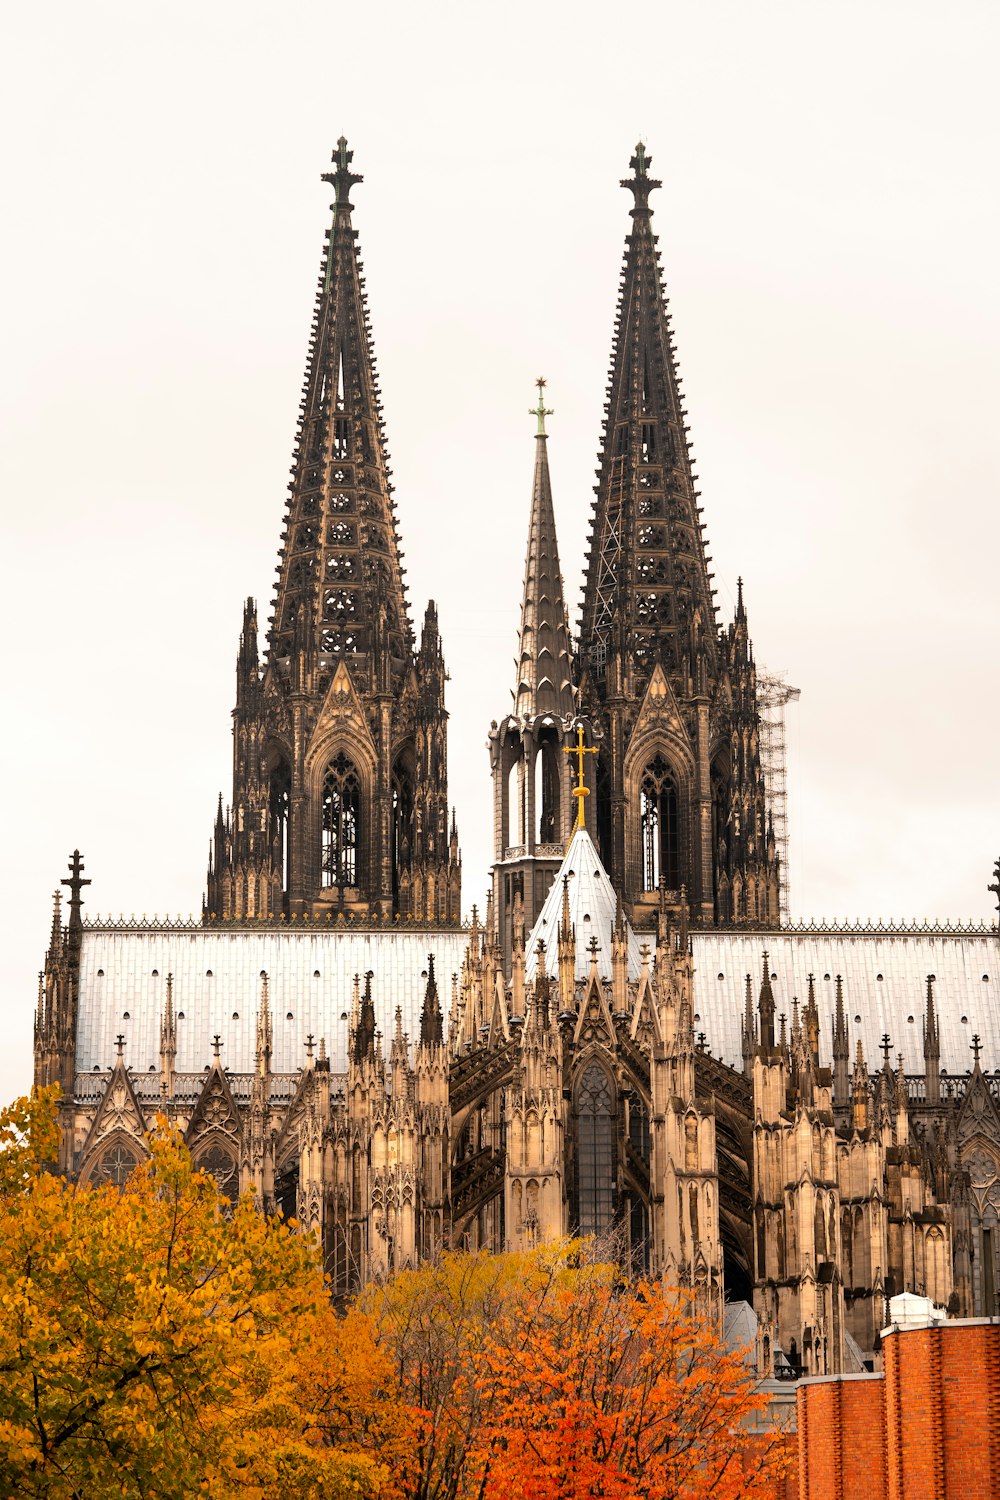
<box><xmin>529</xmin><ymin>376</ymin><xmax>554</xmax><ymax>436</ymax></box>
<box><xmin>564</xmin><ymin>724</ymin><xmax>598</xmax><ymax>831</ymax></box>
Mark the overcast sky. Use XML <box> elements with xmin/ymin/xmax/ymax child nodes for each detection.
<box><xmin>2</xmin><ymin>2</ymin><xmax>998</xmax><ymax>1104</ymax></box>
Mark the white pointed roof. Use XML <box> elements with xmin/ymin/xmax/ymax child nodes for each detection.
<box><xmin>525</xmin><ymin>825</ymin><xmax>644</xmax><ymax>982</ymax></box>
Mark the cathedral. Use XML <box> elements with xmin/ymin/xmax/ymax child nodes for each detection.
<box><xmin>33</xmin><ymin>139</ymin><xmax>1000</xmax><ymax>1379</ymax></box>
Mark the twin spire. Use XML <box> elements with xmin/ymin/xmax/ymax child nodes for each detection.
<box><xmin>268</xmin><ymin>136</ymin><xmax>410</xmax><ymax>680</ymax></box>
<box><xmin>580</xmin><ymin>141</ymin><xmax>717</xmax><ymax>689</ymax></box>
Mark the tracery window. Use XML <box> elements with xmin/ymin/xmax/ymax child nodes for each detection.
<box><xmin>640</xmin><ymin>754</ymin><xmax>680</xmax><ymax>891</ymax></box>
<box><xmin>89</xmin><ymin>1139</ymin><xmax>141</xmax><ymax>1188</ymax></box>
<box><xmin>576</xmin><ymin>1063</ymin><xmax>615</xmax><ymax>1238</ymax></box>
<box><xmin>391</xmin><ymin>767</ymin><xmax>413</xmax><ymax>906</ymax></box>
<box><xmin>322</xmin><ymin>753</ymin><xmax>360</xmax><ymax>888</ymax></box>
<box><xmin>196</xmin><ymin>1142</ymin><xmax>239</xmax><ymax>1204</ymax></box>
<box><xmin>269</xmin><ymin>760</ymin><xmax>291</xmax><ymax>898</ymax></box>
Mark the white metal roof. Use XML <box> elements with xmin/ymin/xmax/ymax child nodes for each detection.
<box><xmin>689</xmin><ymin>930</ymin><xmax>1000</xmax><ymax>1076</ymax></box>
<box><xmin>75</xmin><ymin>927</ymin><xmax>470</xmax><ymax>1077</ymax></box>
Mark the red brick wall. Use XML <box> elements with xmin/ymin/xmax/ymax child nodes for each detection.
<box><xmin>884</xmin><ymin>1323</ymin><xmax>1000</xmax><ymax>1500</ymax></box>
<box><xmin>796</xmin><ymin>1376</ymin><xmax>886</xmax><ymax>1500</ymax></box>
<box><xmin>792</xmin><ymin>1322</ymin><xmax>1000</xmax><ymax>1500</ymax></box>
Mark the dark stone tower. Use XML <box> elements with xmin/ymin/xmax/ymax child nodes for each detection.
<box><xmin>206</xmin><ymin>140</ymin><xmax>460</xmax><ymax>921</ymax></box>
<box><xmin>576</xmin><ymin>145</ymin><xmax>777</xmax><ymax>927</ymax></box>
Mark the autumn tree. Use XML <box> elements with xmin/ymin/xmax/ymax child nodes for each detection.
<box><xmin>363</xmin><ymin>1245</ymin><xmax>788</xmax><ymax>1500</ymax></box>
<box><xmin>0</xmin><ymin>1089</ymin><xmax>401</xmax><ymax>1499</ymax></box>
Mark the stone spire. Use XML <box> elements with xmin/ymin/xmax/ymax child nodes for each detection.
<box><xmin>267</xmin><ymin>136</ymin><xmax>410</xmax><ymax>674</ymax></box>
<box><xmin>207</xmin><ymin>140</ymin><xmax>460</xmax><ymax>923</ymax></box>
<box><xmin>758</xmin><ymin>951</ymin><xmax>775</xmax><ymax>1054</ymax></box>
<box><xmin>923</xmin><ymin>974</ymin><xmax>941</xmax><ymax>1104</ymax></box>
<box><xmin>353</xmin><ymin>970</ymin><xmax>377</xmax><ymax>1064</ymax></box>
<box><xmin>419</xmin><ymin>954</ymin><xmax>444</xmax><ymax>1047</ymax></box>
<box><xmin>513</xmin><ymin>380</ymin><xmax>574</xmax><ymax>720</ymax></box>
<box><xmin>579</xmin><ymin>142</ymin><xmax>717</xmax><ymax>692</ymax></box>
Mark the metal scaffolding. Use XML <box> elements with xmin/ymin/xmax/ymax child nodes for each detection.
<box><xmin>756</xmin><ymin>672</ymin><xmax>801</xmax><ymax>922</ymax></box>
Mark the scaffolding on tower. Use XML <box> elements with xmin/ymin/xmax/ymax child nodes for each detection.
<box><xmin>756</xmin><ymin>672</ymin><xmax>801</xmax><ymax>923</ymax></box>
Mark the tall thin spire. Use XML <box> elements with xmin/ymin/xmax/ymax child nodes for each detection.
<box><xmin>580</xmin><ymin>142</ymin><xmax>716</xmax><ymax>689</ymax></box>
<box><xmin>267</xmin><ymin>137</ymin><xmax>411</xmax><ymax>676</ymax></box>
<box><xmin>513</xmin><ymin>380</ymin><xmax>574</xmax><ymax>720</ymax></box>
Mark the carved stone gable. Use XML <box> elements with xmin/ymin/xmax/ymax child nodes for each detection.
<box><xmin>957</xmin><ymin>1068</ymin><xmax>1000</xmax><ymax>1148</ymax></box>
<box><xmin>185</xmin><ymin>1064</ymin><xmax>243</xmax><ymax>1151</ymax></box>
<box><xmin>573</xmin><ymin>969</ymin><xmax>617</xmax><ymax>1049</ymax></box>
<box><xmin>630</xmin><ymin>664</ymin><xmax>693</xmax><ymax>755</ymax></box>
<box><xmin>80</xmin><ymin>1060</ymin><xmax>148</xmax><ymax>1159</ymax></box>
<box><xmin>310</xmin><ymin>660</ymin><xmax>377</xmax><ymax>760</ymax></box>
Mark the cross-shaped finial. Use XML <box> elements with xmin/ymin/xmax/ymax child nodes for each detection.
<box><xmin>529</xmin><ymin>377</ymin><xmax>553</xmax><ymax>436</ymax></box>
<box><xmin>61</xmin><ymin>849</ymin><xmax>91</xmax><ymax>928</ymax></box>
<box><xmin>621</xmin><ymin>141</ymin><xmax>662</xmax><ymax>211</ymax></box>
<box><xmin>212</xmin><ymin>1034</ymin><xmax>222</xmax><ymax>1058</ymax></box>
<box><xmin>697</xmin><ymin>1031</ymin><xmax>707</xmax><ymax>1051</ymax></box>
<box><xmin>880</xmin><ymin>1033</ymin><xmax>892</xmax><ymax>1068</ymax></box>
<box><xmin>565</xmin><ymin>724</ymin><xmax>598</xmax><ymax>832</ymax></box>
<box><xmin>972</xmin><ymin>1034</ymin><xmax>983</xmax><ymax>1066</ymax></box>
<box><xmin>306</xmin><ymin>1033</ymin><xmax>315</xmax><ymax>1057</ymax></box>
<box><xmin>587</xmin><ymin>935</ymin><xmax>601</xmax><ymax>962</ymax></box>
<box><xmin>115</xmin><ymin>1034</ymin><xmax>125</xmax><ymax>1058</ymax></box>
<box><xmin>989</xmin><ymin>859</ymin><xmax>1000</xmax><ymax>922</ymax></box>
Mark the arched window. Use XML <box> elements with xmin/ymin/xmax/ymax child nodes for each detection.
<box><xmin>322</xmin><ymin>753</ymin><xmax>361</xmax><ymax>888</ymax></box>
<box><xmin>576</xmin><ymin>1063</ymin><xmax>615</xmax><ymax>1238</ymax></box>
<box><xmin>391</xmin><ymin>766</ymin><xmax>413</xmax><ymax>906</ymax></box>
<box><xmin>640</xmin><ymin>754</ymin><xmax>680</xmax><ymax>891</ymax></box>
<box><xmin>536</xmin><ymin>731</ymin><xmax>561</xmax><ymax>845</ymax></box>
<box><xmin>507</xmin><ymin>753</ymin><xmax>522</xmax><ymax>849</ymax></box>
<box><xmin>269</xmin><ymin>758</ymin><xmax>291</xmax><ymax>897</ymax></box>
<box><xmin>89</xmin><ymin>1138</ymin><xmax>141</xmax><ymax>1188</ymax></box>
<box><xmin>196</xmin><ymin>1141</ymin><xmax>239</xmax><ymax>1204</ymax></box>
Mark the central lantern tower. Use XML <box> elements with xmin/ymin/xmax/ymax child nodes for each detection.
<box><xmin>206</xmin><ymin>140</ymin><xmax>461</xmax><ymax>922</ymax></box>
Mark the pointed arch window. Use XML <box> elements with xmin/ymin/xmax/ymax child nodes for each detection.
<box><xmin>322</xmin><ymin>753</ymin><xmax>360</xmax><ymax>888</ymax></box>
<box><xmin>576</xmin><ymin>1063</ymin><xmax>615</xmax><ymax>1238</ymax></box>
<box><xmin>89</xmin><ymin>1139</ymin><xmax>141</xmax><ymax>1188</ymax></box>
<box><xmin>391</xmin><ymin>765</ymin><xmax>413</xmax><ymax>906</ymax></box>
<box><xmin>640</xmin><ymin>754</ymin><xmax>680</xmax><ymax>891</ymax></box>
<box><xmin>269</xmin><ymin>759</ymin><xmax>291</xmax><ymax>900</ymax></box>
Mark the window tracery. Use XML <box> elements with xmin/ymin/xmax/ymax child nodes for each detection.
<box><xmin>576</xmin><ymin>1063</ymin><xmax>615</xmax><ymax>1238</ymax></box>
<box><xmin>322</xmin><ymin>753</ymin><xmax>361</xmax><ymax>888</ymax></box>
<box><xmin>640</xmin><ymin>753</ymin><xmax>680</xmax><ymax>890</ymax></box>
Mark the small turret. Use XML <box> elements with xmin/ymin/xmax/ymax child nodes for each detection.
<box><xmin>923</xmin><ymin>974</ymin><xmax>941</xmax><ymax>1105</ymax></box>
<box><xmin>159</xmin><ymin>973</ymin><xmax>177</xmax><ymax>1096</ymax></box>
<box><xmin>831</xmin><ymin>974</ymin><xmax>850</xmax><ymax>1107</ymax></box>
<box><xmin>758</xmin><ymin>951</ymin><xmax>775</xmax><ymax>1054</ymax></box>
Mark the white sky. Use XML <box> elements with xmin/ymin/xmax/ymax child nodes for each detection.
<box><xmin>2</xmin><ymin>1</ymin><xmax>998</xmax><ymax>1105</ymax></box>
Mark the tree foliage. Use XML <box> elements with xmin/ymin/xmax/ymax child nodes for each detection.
<box><xmin>362</xmin><ymin>1246</ymin><xmax>788</xmax><ymax>1500</ymax></box>
<box><xmin>0</xmin><ymin>1092</ymin><xmax>787</xmax><ymax>1498</ymax></box>
<box><xmin>0</xmin><ymin>1089</ymin><xmax>395</xmax><ymax>1498</ymax></box>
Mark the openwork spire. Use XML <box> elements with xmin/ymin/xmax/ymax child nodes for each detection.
<box><xmin>580</xmin><ymin>142</ymin><xmax>716</xmax><ymax>690</ymax></box>
<box><xmin>268</xmin><ymin>137</ymin><xmax>411</xmax><ymax>677</ymax></box>
<box><xmin>513</xmin><ymin>381</ymin><xmax>574</xmax><ymax>719</ymax></box>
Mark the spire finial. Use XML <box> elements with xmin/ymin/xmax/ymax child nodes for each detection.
<box><xmin>972</xmin><ymin>1034</ymin><xmax>983</xmax><ymax>1067</ymax></box>
<box><xmin>529</xmin><ymin>376</ymin><xmax>553</xmax><ymax>436</ymax></box>
<box><xmin>621</xmin><ymin>140</ymin><xmax>661</xmax><ymax>212</ymax></box>
<box><xmin>564</xmin><ymin>723</ymin><xmax>598</xmax><ymax>832</ymax></box>
<box><xmin>322</xmin><ymin>135</ymin><xmax>363</xmax><ymax>210</ymax></box>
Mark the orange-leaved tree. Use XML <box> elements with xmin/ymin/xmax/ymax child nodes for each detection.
<box><xmin>0</xmin><ymin>1088</ymin><xmax>404</xmax><ymax>1499</ymax></box>
<box><xmin>363</xmin><ymin>1246</ymin><xmax>788</xmax><ymax>1500</ymax></box>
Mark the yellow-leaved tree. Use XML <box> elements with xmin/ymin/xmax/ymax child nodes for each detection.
<box><xmin>0</xmin><ymin>1089</ymin><xmax>402</xmax><ymax>1499</ymax></box>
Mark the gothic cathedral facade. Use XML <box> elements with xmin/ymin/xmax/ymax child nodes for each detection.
<box><xmin>34</xmin><ymin>140</ymin><xmax>1000</xmax><ymax>1380</ymax></box>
